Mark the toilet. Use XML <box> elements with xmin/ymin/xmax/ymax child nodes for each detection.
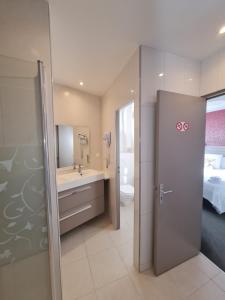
<box><xmin>120</xmin><ymin>184</ymin><xmax>134</xmax><ymax>206</ymax></box>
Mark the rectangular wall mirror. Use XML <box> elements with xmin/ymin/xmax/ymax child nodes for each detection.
<box><xmin>55</xmin><ymin>124</ymin><xmax>90</xmax><ymax>168</ymax></box>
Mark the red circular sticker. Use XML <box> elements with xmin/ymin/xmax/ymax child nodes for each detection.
<box><xmin>176</xmin><ymin>122</ymin><xmax>183</xmax><ymax>131</ymax></box>
<box><xmin>183</xmin><ymin>122</ymin><xmax>189</xmax><ymax>131</ymax></box>
<box><xmin>176</xmin><ymin>121</ymin><xmax>190</xmax><ymax>132</ymax></box>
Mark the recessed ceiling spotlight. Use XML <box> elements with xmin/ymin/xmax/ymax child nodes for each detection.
<box><xmin>64</xmin><ymin>91</ymin><xmax>70</xmax><ymax>96</ymax></box>
<box><xmin>79</xmin><ymin>81</ymin><xmax>84</xmax><ymax>86</ymax></box>
<box><xmin>219</xmin><ymin>26</ymin><xmax>225</xmax><ymax>34</ymax></box>
<box><xmin>158</xmin><ymin>73</ymin><xmax>164</xmax><ymax>77</ymax></box>
<box><xmin>130</xmin><ymin>89</ymin><xmax>134</xmax><ymax>94</ymax></box>
<box><xmin>188</xmin><ymin>78</ymin><xmax>193</xmax><ymax>81</ymax></box>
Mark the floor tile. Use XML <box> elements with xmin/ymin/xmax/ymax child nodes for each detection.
<box><xmin>213</xmin><ymin>271</ymin><xmax>225</xmax><ymax>292</ymax></box>
<box><xmin>129</xmin><ymin>268</ymin><xmax>182</xmax><ymax>300</ymax></box>
<box><xmin>120</xmin><ymin>204</ymin><xmax>134</xmax><ymax>227</ymax></box>
<box><xmin>59</xmin><ymin>206</ymin><xmax>225</xmax><ymax>300</ymax></box>
<box><xmin>88</xmin><ymin>247</ymin><xmax>127</xmax><ymax>288</ymax></box>
<box><xmin>129</xmin><ymin>255</ymin><xmax>223</xmax><ymax>300</ymax></box>
<box><xmin>186</xmin><ymin>280</ymin><xmax>225</xmax><ymax>300</ymax></box>
<box><xmin>83</xmin><ymin>216</ymin><xmax>111</xmax><ymax>240</ymax></box>
<box><xmin>96</xmin><ymin>276</ymin><xmax>141</xmax><ymax>300</ymax></box>
<box><xmin>166</xmin><ymin>258</ymin><xmax>210</xmax><ymax>297</ymax></box>
<box><xmin>61</xmin><ymin>226</ymin><xmax>85</xmax><ymax>245</ymax></box>
<box><xmin>120</xmin><ymin>207</ymin><xmax>131</xmax><ymax>227</ymax></box>
<box><xmin>61</xmin><ymin>231</ymin><xmax>86</xmax><ymax>264</ymax></box>
<box><xmin>116</xmin><ymin>239</ymin><xmax>133</xmax><ymax>268</ymax></box>
<box><xmin>85</xmin><ymin>231</ymin><xmax>113</xmax><ymax>256</ymax></box>
<box><xmin>108</xmin><ymin>222</ymin><xmax>133</xmax><ymax>247</ymax></box>
<box><xmin>62</xmin><ymin>258</ymin><xmax>94</xmax><ymax>300</ymax></box>
<box><xmin>189</xmin><ymin>254</ymin><xmax>221</xmax><ymax>278</ymax></box>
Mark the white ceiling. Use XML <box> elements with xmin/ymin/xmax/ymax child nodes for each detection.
<box><xmin>49</xmin><ymin>0</ymin><xmax>225</xmax><ymax>96</ymax></box>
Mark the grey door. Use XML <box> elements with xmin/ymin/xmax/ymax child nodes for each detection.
<box><xmin>154</xmin><ymin>90</ymin><xmax>206</xmax><ymax>275</ymax></box>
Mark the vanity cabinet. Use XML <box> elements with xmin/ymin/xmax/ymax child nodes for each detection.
<box><xmin>58</xmin><ymin>180</ymin><xmax>104</xmax><ymax>235</ymax></box>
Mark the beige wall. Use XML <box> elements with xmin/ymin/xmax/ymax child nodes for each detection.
<box><xmin>101</xmin><ymin>49</ymin><xmax>140</xmax><ymax>270</ymax></box>
<box><xmin>139</xmin><ymin>45</ymin><xmax>201</xmax><ymax>271</ymax></box>
<box><xmin>53</xmin><ymin>84</ymin><xmax>102</xmax><ymax>170</ymax></box>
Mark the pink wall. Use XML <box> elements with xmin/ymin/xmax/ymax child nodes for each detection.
<box><xmin>206</xmin><ymin>109</ymin><xmax>225</xmax><ymax>146</ymax></box>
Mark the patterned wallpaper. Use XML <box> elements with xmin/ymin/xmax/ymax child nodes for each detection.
<box><xmin>206</xmin><ymin>109</ymin><xmax>225</xmax><ymax>146</ymax></box>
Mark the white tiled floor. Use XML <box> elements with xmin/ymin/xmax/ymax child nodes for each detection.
<box><xmin>60</xmin><ymin>203</ymin><xmax>225</xmax><ymax>300</ymax></box>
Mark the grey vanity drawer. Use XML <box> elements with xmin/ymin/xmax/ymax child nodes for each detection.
<box><xmin>58</xmin><ymin>180</ymin><xmax>104</xmax><ymax>216</ymax></box>
<box><xmin>60</xmin><ymin>196</ymin><xmax>104</xmax><ymax>235</ymax></box>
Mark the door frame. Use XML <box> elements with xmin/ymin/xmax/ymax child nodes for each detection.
<box><xmin>115</xmin><ymin>101</ymin><xmax>134</xmax><ymax>230</ymax></box>
<box><xmin>115</xmin><ymin>109</ymin><xmax>121</xmax><ymax>230</ymax></box>
<box><xmin>202</xmin><ymin>89</ymin><xmax>225</xmax><ymax>99</ymax></box>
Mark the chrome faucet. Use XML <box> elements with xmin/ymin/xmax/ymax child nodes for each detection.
<box><xmin>73</xmin><ymin>162</ymin><xmax>83</xmax><ymax>175</ymax></box>
<box><xmin>78</xmin><ymin>164</ymin><xmax>83</xmax><ymax>175</ymax></box>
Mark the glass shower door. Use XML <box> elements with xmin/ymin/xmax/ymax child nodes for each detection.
<box><xmin>0</xmin><ymin>55</ymin><xmax>52</xmax><ymax>299</ymax></box>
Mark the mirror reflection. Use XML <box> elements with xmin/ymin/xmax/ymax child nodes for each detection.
<box><xmin>55</xmin><ymin>124</ymin><xmax>90</xmax><ymax>168</ymax></box>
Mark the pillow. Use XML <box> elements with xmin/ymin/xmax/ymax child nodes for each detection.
<box><xmin>221</xmin><ymin>156</ymin><xmax>225</xmax><ymax>169</ymax></box>
<box><xmin>204</xmin><ymin>154</ymin><xmax>223</xmax><ymax>169</ymax></box>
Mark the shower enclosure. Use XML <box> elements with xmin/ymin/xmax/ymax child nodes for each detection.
<box><xmin>0</xmin><ymin>1</ymin><xmax>61</xmax><ymax>300</ymax></box>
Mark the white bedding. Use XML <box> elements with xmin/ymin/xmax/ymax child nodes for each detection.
<box><xmin>203</xmin><ymin>168</ymin><xmax>225</xmax><ymax>214</ymax></box>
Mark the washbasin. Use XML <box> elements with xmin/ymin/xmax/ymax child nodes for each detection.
<box><xmin>57</xmin><ymin>169</ymin><xmax>96</xmax><ymax>180</ymax></box>
<box><xmin>57</xmin><ymin>172</ymin><xmax>81</xmax><ymax>182</ymax></box>
<box><xmin>57</xmin><ymin>169</ymin><xmax>105</xmax><ymax>192</ymax></box>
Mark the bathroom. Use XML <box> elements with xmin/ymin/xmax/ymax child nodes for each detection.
<box><xmin>54</xmin><ymin>80</ymin><xmax>136</xmax><ymax>298</ymax></box>
<box><xmin>1</xmin><ymin>1</ymin><xmax>225</xmax><ymax>300</ymax></box>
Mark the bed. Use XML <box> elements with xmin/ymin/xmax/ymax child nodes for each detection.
<box><xmin>203</xmin><ymin>167</ymin><xmax>225</xmax><ymax>214</ymax></box>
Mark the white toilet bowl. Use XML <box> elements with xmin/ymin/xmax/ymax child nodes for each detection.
<box><xmin>120</xmin><ymin>184</ymin><xmax>134</xmax><ymax>206</ymax></box>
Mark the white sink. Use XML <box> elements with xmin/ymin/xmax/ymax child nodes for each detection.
<box><xmin>57</xmin><ymin>169</ymin><xmax>105</xmax><ymax>192</ymax></box>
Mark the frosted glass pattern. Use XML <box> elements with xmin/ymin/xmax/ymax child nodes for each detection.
<box><xmin>0</xmin><ymin>56</ymin><xmax>51</xmax><ymax>299</ymax></box>
<box><xmin>0</xmin><ymin>146</ymin><xmax>48</xmax><ymax>265</ymax></box>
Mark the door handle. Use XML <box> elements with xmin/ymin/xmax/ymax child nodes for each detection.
<box><xmin>163</xmin><ymin>190</ymin><xmax>173</xmax><ymax>194</ymax></box>
<box><xmin>159</xmin><ymin>184</ymin><xmax>173</xmax><ymax>204</ymax></box>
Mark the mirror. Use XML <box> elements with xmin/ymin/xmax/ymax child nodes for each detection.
<box><xmin>55</xmin><ymin>124</ymin><xmax>90</xmax><ymax>168</ymax></box>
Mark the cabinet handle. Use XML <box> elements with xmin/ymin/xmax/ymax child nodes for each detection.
<box><xmin>60</xmin><ymin>204</ymin><xmax>92</xmax><ymax>221</ymax></box>
<box><xmin>58</xmin><ymin>192</ymin><xmax>73</xmax><ymax>199</ymax></box>
<box><xmin>75</xmin><ymin>186</ymin><xmax>92</xmax><ymax>193</ymax></box>
<box><xmin>58</xmin><ymin>186</ymin><xmax>92</xmax><ymax>200</ymax></box>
